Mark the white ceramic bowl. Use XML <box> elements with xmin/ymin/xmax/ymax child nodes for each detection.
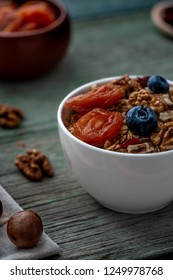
<box><xmin>57</xmin><ymin>76</ymin><xmax>173</xmax><ymax>214</ymax></box>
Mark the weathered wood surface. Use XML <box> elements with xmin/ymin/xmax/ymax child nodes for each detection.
<box><xmin>1</xmin><ymin>1</ymin><xmax>173</xmax><ymax>259</ymax></box>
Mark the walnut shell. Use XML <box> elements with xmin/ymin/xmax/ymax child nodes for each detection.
<box><xmin>7</xmin><ymin>210</ymin><xmax>43</xmax><ymax>248</ymax></box>
<box><xmin>0</xmin><ymin>200</ymin><xmax>3</xmax><ymax>218</ymax></box>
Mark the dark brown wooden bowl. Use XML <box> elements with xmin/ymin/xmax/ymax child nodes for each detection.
<box><xmin>0</xmin><ymin>0</ymin><xmax>71</xmax><ymax>80</ymax></box>
<box><xmin>151</xmin><ymin>1</ymin><xmax>173</xmax><ymax>38</ymax></box>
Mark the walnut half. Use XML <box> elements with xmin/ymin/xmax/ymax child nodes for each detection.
<box><xmin>15</xmin><ymin>149</ymin><xmax>54</xmax><ymax>181</ymax></box>
<box><xmin>0</xmin><ymin>104</ymin><xmax>24</xmax><ymax>128</ymax></box>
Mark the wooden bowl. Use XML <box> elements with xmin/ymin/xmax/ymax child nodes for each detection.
<box><xmin>0</xmin><ymin>0</ymin><xmax>71</xmax><ymax>80</ymax></box>
<box><xmin>151</xmin><ymin>1</ymin><xmax>173</xmax><ymax>37</ymax></box>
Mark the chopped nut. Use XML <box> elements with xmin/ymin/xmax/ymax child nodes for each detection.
<box><xmin>150</xmin><ymin>128</ymin><xmax>164</xmax><ymax>146</ymax></box>
<box><xmin>0</xmin><ymin>103</ymin><xmax>24</xmax><ymax>128</ymax></box>
<box><xmin>113</xmin><ymin>74</ymin><xmax>142</xmax><ymax>92</ymax></box>
<box><xmin>15</xmin><ymin>149</ymin><xmax>54</xmax><ymax>181</ymax></box>
<box><xmin>168</xmin><ymin>85</ymin><xmax>173</xmax><ymax>102</ymax></box>
<box><xmin>107</xmin><ymin>143</ymin><xmax>118</xmax><ymax>151</ymax></box>
<box><xmin>104</xmin><ymin>140</ymin><xmax>112</xmax><ymax>149</ymax></box>
<box><xmin>150</xmin><ymin>121</ymin><xmax>173</xmax><ymax>148</ymax></box>
<box><xmin>160</xmin><ymin>145</ymin><xmax>173</xmax><ymax>151</ymax></box>
<box><xmin>162</xmin><ymin>121</ymin><xmax>173</xmax><ymax>127</ymax></box>
<box><xmin>127</xmin><ymin>142</ymin><xmax>152</xmax><ymax>153</ymax></box>
<box><xmin>163</xmin><ymin>94</ymin><xmax>173</xmax><ymax>106</ymax></box>
<box><xmin>128</xmin><ymin>89</ymin><xmax>167</xmax><ymax>113</ymax></box>
<box><xmin>161</xmin><ymin>126</ymin><xmax>173</xmax><ymax>147</ymax></box>
<box><xmin>159</xmin><ymin>111</ymin><xmax>173</xmax><ymax>121</ymax></box>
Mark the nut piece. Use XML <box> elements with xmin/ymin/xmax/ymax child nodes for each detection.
<box><xmin>15</xmin><ymin>154</ymin><xmax>43</xmax><ymax>181</ymax></box>
<box><xmin>0</xmin><ymin>200</ymin><xmax>3</xmax><ymax>218</ymax></box>
<box><xmin>27</xmin><ymin>149</ymin><xmax>54</xmax><ymax>177</ymax></box>
<box><xmin>0</xmin><ymin>104</ymin><xmax>24</xmax><ymax>128</ymax></box>
<box><xmin>150</xmin><ymin>121</ymin><xmax>173</xmax><ymax>150</ymax></box>
<box><xmin>113</xmin><ymin>74</ymin><xmax>142</xmax><ymax>92</ymax></box>
<box><xmin>127</xmin><ymin>142</ymin><xmax>151</xmax><ymax>153</ymax></box>
<box><xmin>159</xmin><ymin>111</ymin><xmax>173</xmax><ymax>121</ymax></box>
<box><xmin>128</xmin><ymin>89</ymin><xmax>167</xmax><ymax>113</ymax></box>
<box><xmin>168</xmin><ymin>85</ymin><xmax>173</xmax><ymax>102</ymax></box>
<box><xmin>7</xmin><ymin>210</ymin><xmax>43</xmax><ymax>249</ymax></box>
<box><xmin>15</xmin><ymin>149</ymin><xmax>54</xmax><ymax>181</ymax></box>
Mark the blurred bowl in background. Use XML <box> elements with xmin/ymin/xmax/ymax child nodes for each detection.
<box><xmin>0</xmin><ymin>0</ymin><xmax>71</xmax><ymax>80</ymax></box>
<box><xmin>151</xmin><ymin>1</ymin><xmax>173</xmax><ymax>37</ymax></box>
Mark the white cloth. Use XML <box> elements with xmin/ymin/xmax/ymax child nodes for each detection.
<box><xmin>0</xmin><ymin>184</ymin><xmax>61</xmax><ymax>260</ymax></box>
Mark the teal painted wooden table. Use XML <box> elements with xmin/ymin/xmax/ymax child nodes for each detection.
<box><xmin>1</xmin><ymin>0</ymin><xmax>173</xmax><ymax>259</ymax></box>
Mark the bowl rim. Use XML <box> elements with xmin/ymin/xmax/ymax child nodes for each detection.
<box><xmin>0</xmin><ymin>0</ymin><xmax>69</xmax><ymax>38</ymax></box>
<box><xmin>57</xmin><ymin>75</ymin><xmax>173</xmax><ymax>158</ymax></box>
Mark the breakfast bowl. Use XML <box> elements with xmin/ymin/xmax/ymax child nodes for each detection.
<box><xmin>57</xmin><ymin>75</ymin><xmax>173</xmax><ymax>214</ymax></box>
<box><xmin>0</xmin><ymin>0</ymin><xmax>71</xmax><ymax>80</ymax></box>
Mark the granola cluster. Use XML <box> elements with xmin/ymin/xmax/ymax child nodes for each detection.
<box><xmin>65</xmin><ymin>75</ymin><xmax>173</xmax><ymax>153</ymax></box>
<box><xmin>15</xmin><ymin>149</ymin><xmax>54</xmax><ymax>181</ymax></box>
<box><xmin>128</xmin><ymin>89</ymin><xmax>167</xmax><ymax>114</ymax></box>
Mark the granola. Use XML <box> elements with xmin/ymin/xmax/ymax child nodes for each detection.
<box><xmin>64</xmin><ymin>75</ymin><xmax>173</xmax><ymax>153</ymax></box>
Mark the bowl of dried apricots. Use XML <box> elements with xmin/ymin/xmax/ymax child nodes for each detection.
<box><xmin>57</xmin><ymin>74</ymin><xmax>173</xmax><ymax>214</ymax></box>
<box><xmin>0</xmin><ymin>0</ymin><xmax>70</xmax><ymax>80</ymax></box>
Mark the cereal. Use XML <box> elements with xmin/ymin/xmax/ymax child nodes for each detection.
<box><xmin>64</xmin><ymin>75</ymin><xmax>173</xmax><ymax>153</ymax></box>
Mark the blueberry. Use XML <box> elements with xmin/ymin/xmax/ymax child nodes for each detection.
<box><xmin>147</xmin><ymin>75</ymin><xmax>169</xmax><ymax>93</ymax></box>
<box><xmin>126</xmin><ymin>106</ymin><xmax>158</xmax><ymax>137</ymax></box>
